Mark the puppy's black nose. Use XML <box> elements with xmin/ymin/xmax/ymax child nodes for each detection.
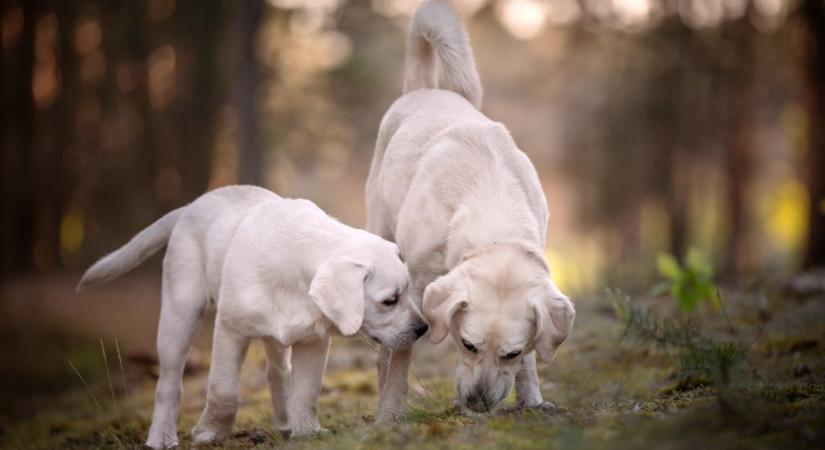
<box><xmin>414</xmin><ymin>323</ymin><xmax>429</xmax><ymax>338</ymax></box>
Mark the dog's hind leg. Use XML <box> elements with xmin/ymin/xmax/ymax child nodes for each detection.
<box><xmin>191</xmin><ymin>318</ymin><xmax>250</xmax><ymax>444</ymax></box>
<box><xmin>145</xmin><ymin>238</ymin><xmax>208</xmax><ymax>449</ymax></box>
<box><xmin>262</xmin><ymin>337</ymin><xmax>291</xmax><ymax>437</ymax></box>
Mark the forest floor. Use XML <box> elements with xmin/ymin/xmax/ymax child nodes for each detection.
<box><xmin>0</xmin><ymin>270</ymin><xmax>824</xmax><ymax>449</ymax></box>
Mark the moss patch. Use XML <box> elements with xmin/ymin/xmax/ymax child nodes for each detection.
<box><xmin>2</xmin><ymin>283</ymin><xmax>824</xmax><ymax>449</ymax></box>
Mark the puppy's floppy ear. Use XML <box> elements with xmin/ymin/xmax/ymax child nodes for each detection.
<box><xmin>423</xmin><ymin>269</ymin><xmax>468</xmax><ymax>344</ymax></box>
<box><xmin>309</xmin><ymin>258</ymin><xmax>370</xmax><ymax>336</ymax></box>
<box><xmin>530</xmin><ymin>279</ymin><xmax>575</xmax><ymax>361</ymax></box>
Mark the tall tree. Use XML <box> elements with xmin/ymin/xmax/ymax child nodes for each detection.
<box><xmin>724</xmin><ymin>6</ymin><xmax>756</xmax><ymax>276</ymax></box>
<box><xmin>234</xmin><ymin>0</ymin><xmax>262</xmax><ymax>185</ymax></box>
<box><xmin>178</xmin><ymin>0</ymin><xmax>225</xmax><ymax>200</ymax></box>
<box><xmin>1</xmin><ymin>1</ymin><xmax>38</xmax><ymax>272</ymax></box>
<box><xmin>802</xmin><ymin>0</ymin><xmax>825</xmax><ymax>268</ymax></box>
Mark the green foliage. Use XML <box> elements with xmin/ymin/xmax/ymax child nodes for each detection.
<box><xmin>654</xmin><ymin>248</ymin><xmax>719</xmax><ymax>312</ymax></box>
<box><xmin>609</xmin><ymin>288</ymin><xmax>745</xmax><ymax>386</ymax></box>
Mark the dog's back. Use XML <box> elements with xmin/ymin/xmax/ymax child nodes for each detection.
<box><xmin>367</xmin><ymin>0</ymin><xmax>548</xmax><ymax>268</ymax></box>
<box><xmin>78</xmin><ymin>185</ymin><xmax>276</xmax><ymax>293</ymax></box>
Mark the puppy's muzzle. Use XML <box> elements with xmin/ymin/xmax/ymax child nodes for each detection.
<box><xmin>414</xmin><ymin>323</ymin><xmax>429</xmax><ymax>338</ymax></box>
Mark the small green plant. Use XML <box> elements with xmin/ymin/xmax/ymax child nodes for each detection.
<box><xmin>609</xmin><ymin>288</ymin><xmax>745</xmax><ymax>387</ymax></box>
<box><xmin>654</xmin><ymin>248</ymin><xmax>719</xmax><ymax>312</ymax></box>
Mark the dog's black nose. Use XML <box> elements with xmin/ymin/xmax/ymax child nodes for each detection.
<box><xmin>414</xmin><ymin>323</ymin><xmax>429</xmax><ymax>338</ymax></box>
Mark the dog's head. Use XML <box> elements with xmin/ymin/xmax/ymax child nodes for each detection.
<box><xmin>308</xmin><ymin>235</ymin><xmax>428</xmax><ymax>349</ymax></box>
<box><xmin>423</xmin><ymin>241</ymin><xmax>575</xmax><ymax>414</ymax></box>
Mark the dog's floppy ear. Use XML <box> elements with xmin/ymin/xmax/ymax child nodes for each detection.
<box><xmin>423</xmin><ymin>269</ymin><xmax>468</xmax><ymax>344</ymax></box>
<box><xmin>309</xmin><ymin>258</ymin><xmax>370</xmax><ymax>336</ymax></box>
<box><xmin>530</xmin><ymin>279</ymin><xmax>575</xmax><ymax>361</ymax></box>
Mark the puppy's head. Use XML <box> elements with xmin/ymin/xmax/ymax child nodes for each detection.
<box><xmin>309</xmin><ymin>236</ymin><xmax>428</xmax><ymax>350</ymax></box>
<box><xmin>423</xmin><ymin>242</ymin><xmax>575</xmax><ymax>414</ymax></box>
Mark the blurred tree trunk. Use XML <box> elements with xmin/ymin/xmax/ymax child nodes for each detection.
<box><xmin>235</xmin><ymin>0</ymin><xmax>262</xmax><ymax>185</ymax></box>
<box><xmin>179</xmin><ymin>1</ymin><xmax>224</xmax><ymax>201</ymax></box>
<box><xmin>124</xmin><ymin>0</ymin><xmax>159</xmax><ymax>220</ymax></box>
<box><xmin>45</xmin><ymin>0</ymin><xmax>78</xmax><ymax>270</ymax></box>
<box><xmin>665</xmin><ymin>21</ymin><xmax>692</xmax><ymax>262</ymax></box>
<box><xmin>803</xmin><ymin>0</ymin><xmax>825</xmax><ymax>268</ymax></box>
<box><xmin>724</xmin><ymin>13</ymin><xmax>755</xmax><ymax>276</ymax></box>
<box><xmin>1</xmin><ymin>1</ymin><xmax>38</xmax><ymax>273</ymax></box>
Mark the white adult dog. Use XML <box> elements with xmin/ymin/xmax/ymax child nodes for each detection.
<box><xmin>365</xmin><ymin>0</ymin><xmax>575</xmax><ymax>417</ymax></box>
<box><xmin>77</xmin><ymin>185</ymin><xmax>428</xmax><ymax>448</ymax></box>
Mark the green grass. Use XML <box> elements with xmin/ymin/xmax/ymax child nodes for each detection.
<box><xmin>2</xmin><ymin>281</ymin><xmax>824</xmax><ymax>449</ymax></box>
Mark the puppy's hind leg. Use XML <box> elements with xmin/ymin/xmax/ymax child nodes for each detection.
<box><xmin>191</xmin><ymin>319</ymin><xmax>250</xmax><ymax>444</ymax></box>
<box><xmin>262</xmin><ymin>337</ymin><xmax>291</xmax><ymax>438</ymax></box>
<box><xmin>145</xmin><ymin>243</ymin><xmax>208</xmax><ymax>449</ymax></box>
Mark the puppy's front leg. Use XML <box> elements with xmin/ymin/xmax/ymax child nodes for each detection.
<box><xmin>515</xmin><ymin>351</ymin><xmax>555</xmax><ymax>410</ymax></box>
<box><xmin>377</xmin><ymin>346</ymin><xmax>413</xmax><ymax>421</ymax></box>
<box><xmin>192</xmin><ymin>321</ymin><xmax>250</xmax><ymax>444</ymax></box>
<box><xmin>288</xmin><ymin>337</ymin><xmax>330</xmax><ymax>436</ymax></box>
<box><xmin>262</xmin><ymin>337</ymin><xmax>291</xmax><ymax>437</ymax></box>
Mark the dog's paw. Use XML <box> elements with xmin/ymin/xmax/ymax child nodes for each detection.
<box><xmin>142</xmin><ymin>442</ymin><xmax>178</xmax><ymax>450</ymax></box>
<box><xmin>145</xmin><ymin>424</ymin><xmax>179</xmax><ymax>449</ymax></box>
<box><xmin>519</xmin><ymin>400</ymin><xmax>560</xmax><ymax>414</ymax></box>
<box><xmin>288</xmin><ymin>422</ymin><xmax>328</xmax><ymax>437</ymax></box>
<box><xmin>377</xmin><ymin>404</ymin><xmax>408</xmax><ymax>423</ymax></box>
<box><xmin>376</xmin><ymin>411</ymin><xmax>400</xmax><ymax>423</ymax></box>
<box><xmin>191</xmin><ymin>425</ymin><xmax>230</xmax><ymax>445</ymax></box>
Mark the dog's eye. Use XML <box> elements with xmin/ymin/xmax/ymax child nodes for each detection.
<box><xmin>382</xmin><ymin>294</ymin><xmax>399</xmax><ymax>306</ymax></box>
<box><xmin>461</xmin><ymin>339</ymin><xmax>478</xmax><ymax>353</ymax></box>
<box><xmin>502</xmin><ymin>350</ymin><xmax>522</xmax><ymax>361</ymax></box>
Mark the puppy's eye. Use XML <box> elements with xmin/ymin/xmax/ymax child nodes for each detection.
<box><xmin>502</xmin><ymin>350</ymin><xmax>522</xmax><ymax>361</ymax></box>
<box><xmin>382</xmin><ymin>294</ymin><xmax>399</xmax><ymax>306</ymax></box>
<box><xmin>461</xmin><ymin>339</ymin><xmax>478</xmax><ymax>354</ymax></box>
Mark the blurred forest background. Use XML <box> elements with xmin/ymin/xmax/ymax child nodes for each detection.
<box><xmin>1</xmin><ymin>0</ymin><xmax>825</xmax><ymax>445</ymax></box>
<box><xmin>2</xmin><ymin>0</ymin><xmax>825</xmax><ymax>293</ymax></box>
<box><xmin>1</xmin><ymin>0</ymin><xmax>824</xmax><ymax>289</ymax></box>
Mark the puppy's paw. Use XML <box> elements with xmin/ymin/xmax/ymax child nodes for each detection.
<box><xmin>145</xmin><ymin>424</ymin><xmax>179</xmax><ymax>449</ymax></box>
<box><xmin>143</xmin><ymin>439</ymin><xmax>178</xmax><ymax>450</ymax></box>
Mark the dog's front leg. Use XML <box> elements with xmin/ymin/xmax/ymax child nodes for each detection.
<box><xmin>515</xmin><ymin>351</ymin><xmax>555</xmax><ymax>411</ymax></box>
<box><xmin>262</xmin><ymin>337</ymin><xmax>291</xmax><ymax>437</ymax></box>
<box><xmin>376</xmin><ymin>346</ymin><xmax>413</xmax><ymax>421</ymax></box>
<box><xmin>288</xmin><ymin>337</ymin><xmax>330</xmax><ymax>436</ymax></box>
<box><xmin>192</xmin><ymin>321</ymin><xmax>250</xmax><ymax>444</ymax></box>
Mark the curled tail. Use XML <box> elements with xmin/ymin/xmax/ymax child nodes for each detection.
<box><xmin>403</xmin><ymin>0</ymin><xmax>483</xmax><ymax>109</ymax></box>
<box><xmin>76</xmin><ymin>208</ymin><xmax>184</xmax><ymax>291</ymax></box>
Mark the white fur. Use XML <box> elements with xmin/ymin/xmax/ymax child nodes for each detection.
<box><xmin>78</xmin><ymin>185</ymin><xmax>427</xmax><ymax>448</ymax></box>
<box><xmin>366</xmin><ymin>0</ymin><xmax>575</xmax><ymax>418</ymax></box>
<box><xmin>404</xmin><ymin>0</ymin><xmax>483</xmax><ymax>109</ymax></box>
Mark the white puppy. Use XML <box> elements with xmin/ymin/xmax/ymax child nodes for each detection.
<box><xmin>77</xmin><ymin>185</ymin><xmax>428</xmax><ymax>448</ymax></box>
<box><xmin>365</xmin><ymin>0</ymin><xmax>575</xmax><ymax>417</ymax></box>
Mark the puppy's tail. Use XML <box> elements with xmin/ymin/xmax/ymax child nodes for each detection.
<box><xmin>403</xmin><ymin>0</ymin><xmax>483</xmax><ymax>109</ymax></box>
<box><xmin>76</xmin><ymin>207</ymin><xmax>184</xmax><ymax>292</ymax></box>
